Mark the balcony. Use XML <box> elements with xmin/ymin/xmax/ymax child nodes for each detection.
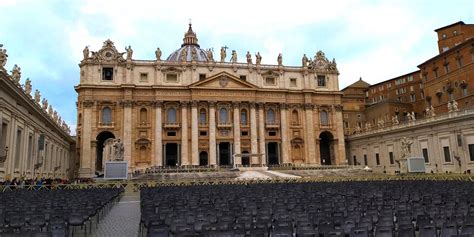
<box><xmin>98</xmin><ymin>122</ymin><xmax>115</xmax><ymax>129</ymax></box>
<box><xmin>265</xmin><ymin>121</ymin><xmax>280</xmax><ymax>129</ymax></box>
<box><xmin>217</xmin><ymin>122</ymin><xmax>232</xmax><ymax>128</ymax></box>
<box><xmin>163</xmin><ymin>122</ymin><xmax>181</xmax><ymax>129</ymax></box>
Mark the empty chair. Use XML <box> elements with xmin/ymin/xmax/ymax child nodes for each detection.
<box><xmin>419</xmin><ymin>225</ymin><xmax>437</xmax><ymax>237</ymax></box>
<box><xmin>349</xmin><ymin>227</ymin><xmax>369</xmax><ymax>237</ymax></box>
<box><xmin>397</xmin><ymin>224</ymin><xmax>415</xmax><ymax>237</ymax></box>
<box><xmin>440</xmin><ymin>221</ymin><xmax>458</xmax><ymax>237</ymax></box>
<box><xmin>460</xmin><ymin>223</ymin><xmax>474</xmax><ymax>235</ymax></box>
<box><xmin>375</xmin><ymin>226</ymin><xmax>394</xmax><ymax>237</ymax></box>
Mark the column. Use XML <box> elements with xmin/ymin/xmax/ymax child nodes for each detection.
<box><xmin>154</xmin><ymin>101</ymin><xmax>163</xmax><ymax>167</ymax></box>
<box><xmin>80</xmin><ymin>100</ymin><xmax>94</xmax><ymax>177</ymax></box>
<box><xmin>304</xmin><ymin>103</ymin><xmax>316</xmax><ymax>164</ymax></box>
<box><xmin>191</xmin><ymin>101</ymin><xmax>199</xmax><ymax>166</ymax></box>
<box><xmin>233</xmin><ymin>102</ymin><xmax>241</xmax><ymax>165</ymax></box>
<box><xmin>180</xmin><ymin>102</ymin><xmax>189</xmax><ymax>166</ymax></box>
<box><xmin>123</xmin><ymin>100</ymin><xmax>133</xmax><ymax>168</ymax></box>
<box><xmin>209</xmin><ymin>102</ymin><xmax>217</xmax><ymax>166</ymax></box>
<box><xmin>334</xmin><ymin>105</ymin><xmax>346</xmax><ymax>165</ymax></box>
<box><xmin>258</xmin><ymin>103</ymin><xmax>266</xmax><ymax>165</ymax></box>
<box><xmin>250</xmin><ymin>102</ymin><xmax>258</xmax><ymax>164</ymax></box>
<box><xmin>280</xmin><ymin>103</ymin><xmax>290</xmax><ymax>164</ymax></box>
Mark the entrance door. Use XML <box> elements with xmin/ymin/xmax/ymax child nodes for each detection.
<box><xmin>165</xmin><ymin>143</ymin><xmax>178</xmax><ymax>166</ymax></box>
<box><xmin>267</xmin><ymin>142</ymin><xmax>279</xmax><ymax>165</ymax></box>
<box><xmin>219</xmin><ymin>142</ymin><xmax>231</xmax><ymax>166</ymax></box>
<box><xmin>241</xmin><ymin>151</ymin><xmax>250</xmax><ymax>166</ymax></box>
<box><xmin>96</xmin><ymin>131</ymin><xmax>115</xmax><ymax>172</ymax></box>
<box><xmin>199</xmin><ymin>151</ymin><xmax>208</xmax><ymax>166</ymax></box>
<box><xmin>320</xmin><ymin>132</ymin><xmax>333</xmax><ymax>165</ymax></box>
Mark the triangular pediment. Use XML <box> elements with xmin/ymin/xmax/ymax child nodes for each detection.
<box><xmin>189</xmin><ymin>72</ymin><xmax>258</xmax><ymax>89</ymax></box>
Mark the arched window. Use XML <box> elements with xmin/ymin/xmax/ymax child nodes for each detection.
<box><xmin>320</xmin><ymin>110</ymin><xmax>329</xmax><ymax>125</ymax></box>
<box><xmin>266</xmin><ymin>109</ymin><xmax>275</xmax><ymax>124</ymax></box>
<box><xmin>291</xmin><ymin>110</ymin><xmax>299</xmax><ymax>125</ymax></box>
<box><xmin>167</xmin><ymin>108</ymin><xmax>177</xmax><ymax>123</ymax></box>
<box><xmin>199</xmin><ymin>108</ymin><xmax>207</xmax><ymax>124</ymax></box>
<box><xmin>241</xmin><ymin>109</ymin><xmax>248</xmax><ymax>125</ymax></box>
<box><xmin>219</xmin><ymin>108</ymin><xmax>228</xmax><ymax>123</ymax></box>
<box><xmin>102</xmin><ymin>107</ymin><xmax>112</xmax><ymax>124</ymax></box>
<box><xmin>140</xmin><ymin>108</ymin><xmax>147</xmax><ymax>123</ymax></box>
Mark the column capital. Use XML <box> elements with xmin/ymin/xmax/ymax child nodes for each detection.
<box><xmin>191</xmin><ymin>100</ymin><xmax>199</xmax><ymax>107</ymax></box>
<box><xmin>82</xmin><ymin>100</ymin><xmax>95</xmax><ymax>108</ymax></box>
<box><xmin>333</xmin><ymin>104</ymin><xmax>343</xmax><ymax>112</ymax></box>
<box><xmin>208</xmin><ymin>101</ymin><xmax>217</xmax><ymax>107</ymax></box>
<box><xmin>180</xmin><ymin>101</ymin><xmax>189</xmax><ymax>108</ymax></box>
<box><xmin>304</xmin><ymin>103</ymin><xmax>314</xmax><ymax>110</ymax></box>
<box><xmin>279</xmin><ymin>103</ymin><xmax>288</xmax><ymax>110</ymax></box>
<box><xmin>232</xmin><ymin>101</ymin><xmax>240</xmax><ymax>108</ymax></box>
<box><xmin>153</xmin><ymin>100</ymin><xmax>163</xmax><ymax>108</ymax></box>
<box><xmin>120</xmin><ymin>100</ymin><xmax>134</xmax><ymax>108</ymax></box>
<box><xmin>257</xmin><ymin>102</ymin><xmax>265</xmax><ymax>109</ymax></box>
<box><xmin>249</xmin><ymin>102</ymin><xmax>256</xmax><ymax>109</ymax></box>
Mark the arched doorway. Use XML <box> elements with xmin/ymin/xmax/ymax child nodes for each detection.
<box><xmin>241</xmin><ymin>151</ymin><xmax>250</xmax><ymax>166</ymax></box>
<box><xmin>96</xmin><ymin>131</ymin><xmax>115</xmax><ymax>172</ymax></box>
<box><xmin>319</xmin><ymin>131</ymin><xmax>334</xmax><ymax>165</ymax></box>
<box><xmin>199</xmin><ymin>151</ymin><xmax>208</xmax><ymax>166</ymax></box>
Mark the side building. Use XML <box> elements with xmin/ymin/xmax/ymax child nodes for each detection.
<box><xmin>75</xmin><ymin>24</ymin><xmax>346</xmax><ymax>178</ymax></box>
<box><xmin>344</xmin><ymin>21</ymin><xmax>474</xmax><ymax>174</ymax></box>
<box><xmin>0</xmin><ymin>48</ymin><xmax>75</xmax><ymax>180</ymax></box>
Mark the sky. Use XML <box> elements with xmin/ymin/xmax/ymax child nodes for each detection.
<box><xmin>1</xmin><ymin>0</ymin><xmax>473</xmax><ymax>135</ymax></box>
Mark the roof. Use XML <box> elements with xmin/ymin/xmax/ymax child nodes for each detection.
<box><xmin>418</xmin><ymin>37</ymin><xmax>474</xmax><ymax>68</ymax></box>
<box><xmin>435</xmin><ymin>21</ymin><xmax>464</xmax><ymax>32</ymax></box>
<box><xmin>369</xmin><ymin>70</ymin><xmax>420</xmax><ymax>88</ymax></box>
<box><xmin>341</xmin><ymin>78</ymin><xmax>370</xmax><ymax>91</ymax></box>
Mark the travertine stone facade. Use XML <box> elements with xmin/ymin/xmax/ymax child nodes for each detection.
<box><xmin>0</xmin><ymin>69</ymin><xmax>74</xmax><ymax>180</ymax></box>
<box><xmin>75</xmin><ymin>24</ymin><xmax>346</xmax><ymax>177</ymax></box>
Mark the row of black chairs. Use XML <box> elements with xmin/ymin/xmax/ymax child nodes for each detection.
<box><xmin>140</xmin><ymin>181</ymin><xmax>474</xmax><ymax>236</ymax></box>
<box><xmin>0</xmin><ymin>187</ymin><xmax>123</xmax><ymax>237</ymax></box>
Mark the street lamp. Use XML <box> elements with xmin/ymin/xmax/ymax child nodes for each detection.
<box><xmin>0</xmin><ymin>146</ymin><xmax>8</xmax><ymax>163</ymax></box>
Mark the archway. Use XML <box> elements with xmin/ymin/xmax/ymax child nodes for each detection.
<box><xmin>319</xmin><ymin>131</ymin><xmax>334</xmax><ymax>165</ymax></box>
<box><xmin>241</xmin><ymin>151</ymin><xmax>250</xmax><ymax>166</ymax></box>
<box><xmin>199</xmin><ymin>151</ymin><xmax>208</xmax><ymax>166</ymax></box>
<box><xmin>96</xmin><ymin>131</ymin><xmax>115</xmax><ymax>172</ymax></box>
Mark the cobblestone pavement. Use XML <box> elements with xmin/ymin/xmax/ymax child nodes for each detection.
<box><xmin>90</xmin><ymin>193</ymin><xmax>141</xmax><ymax>237</ymax></box>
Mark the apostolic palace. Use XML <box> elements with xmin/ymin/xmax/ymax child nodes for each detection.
<box><xmin>74</xmin><ymin>24</ymin><xmax>345</xmax><ymax>177</ymax></box>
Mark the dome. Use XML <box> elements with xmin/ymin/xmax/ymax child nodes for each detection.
<box><xmin>166</xmin><ymin>23</ymin><xmax>209</xmax><ymax>62</ymax></box>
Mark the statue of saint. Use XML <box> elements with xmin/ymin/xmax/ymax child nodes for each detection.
<box><xmin>34</xmin><ymin>90</ymin><xmax>41</xmax><ymax>103</ymax></box>
<box><xmin>220</xmin><ymin>46</ymin><xmax>227</xmax><ymax>62</ymax></box>
<box><xmin>354</xmin><ymin>124</ymin><xmax>361</xmax><ymax>133</ymax></box>
<box><xmin>24</xmin><ymin>78</ymin><xmax>32</xmax><ymax>96</ymax></box>
<box><xmin>53</xmin><ymin>111</ymin><xmax>58</xmax><ymax>122</ymax></box>
<box><xmin>277</xmin><ymin>53</ymin><xmax>283</xmax><ymax>66</ymax></box>
<box><xmin>391</xmin><ymin>115</ymin><xmax>399</xmax><ymax>125</ymax></box>
<box><xmin>83</xmin><ymin>46</ymin><xmax>89</xmax><ymax>60</ymax></box>
<box><xmin>206</xmin><ymin>48</ymin><xmax>214</xmax><ymax>62</ymax></box>
<box><xmin>48</xmin><ymin>105</ymin><xmax>53</xmax><ymax>116</ymax></box>
<box><xmin>452</xmin><ymin>100</ymin><xmax>459</xmax><ymax>112</ymax></box>
<box><xmin>255</xmin><ymin>52</ymin><xmax>262</xmax><ymax>65</ymax></box>
<box><xmin>230</xmin><ymin>50</ymin><xmax>237</xmax><ymax>63</ymax></box>
<box><xmin>400</xmin><ymin>137</ymin><xmax>413</xmax><ymax>159</ymax></box>
<box><xmin>41</xmin><ymin>98</ymin><xmax>48</xmax><ymax>110</ymax></box>
<box><xmin>411</xmin><ymin>112</ymin><xmax>416</xmax><ymax>121</ymax></box>
<box><xmin>0</xmin><ymin>44</ymin><xmax>7</xmax><ymax>69</ymax></box>
<box><xmin>246</xmin><ymin>51</ymin><xmax>252</xmax><ymax>64</ymax></box>
<box><xmin>447</xmin><ymin>100</ymin><xmax>453</xmax><ymax>112</ymax></box>
<box><xmin>125</xmin><ymin>45</ymin><xmax>133</xmax><ymax>60</ymax></box>
<box><xmin>302</xmin><ymin>54</ymin><xmax>308</xmax><ymax>67</ymax></box>
<box><xmin>430</xmin><ymin>105</ymin><xmax>436</xmax><ymax>116</ymax></box>
<box><xmin>180</xmin><ymin>48</ymin><xmax>187</xmax><ymax>62</ymax></box>
<box><xmin>155</xmin><ymin>47</ymin><xmax>162</xmax><ymax>61</ymax></box>
<box><xmin>11</xmin><ymin>64</ymin><xmax>21</xmax><ymax>83</ymax></box>
<box><xmin>113</xmin><ymin>138</ymin><xmax>124</xmax><ymax>161</ymax></box>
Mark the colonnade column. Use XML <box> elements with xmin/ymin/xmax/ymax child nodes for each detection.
<box><xmin>233</xmin><ymin>102</ymin><xmax>241</xmax><ymax>165</ymax></box>
<box><xmin>258</xmin><ymin>103</ymin><xmax>266</xmax><ymax>165</ymax></box>
<box><xmin>280</xmin><ymin>103</ymin><xmax>290</xmax><ymax>164</ymax></box>
<box><xmin>209</xmin><ymin>102</ymin><xmax>217</xmax><ymax>166</ymax></box>
<box><xmin>154</xmin><ymin>101</ymin><xmax>163</xmax><ymax>167</ymax></box>
<box><xmin>334</xmin><ymin>105</ymin><xmax>346</xmax><ymax>165</ymax></box>
<box><xmin>80</xmin><ymin>100</ymin><xmax>94</xmax><ymax>178</ymax></box>
<box><xmin>191</xmin><ymin>101</ymin><xmax>199</xmax><ymax>166</ymax></box>
<box><xmin>180</xmin><ymin>102</ymin><xmax>189</xmax><ymax>166</ymax></box>
<box><xmin>304</xmin><ymin>103</ymin><xmax>316</xmax><ymax>164</ymax></box>
<box><xmin>122</xmin><ymin>100</ymin><xmax>133</xmax><ymax>168</ymax></box>
<box><xmin>250</xmin><ymin>102</ymin><xmax>258</xmax><ymax>165</ymax></box>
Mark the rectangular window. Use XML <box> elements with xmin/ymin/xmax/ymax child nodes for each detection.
<box><xmin>353</xmin><ymin>155</ymin><xmax>357</xmax><ymax>165</ymax></box>
<box><xmin>241</xmin><ymin>131</ymin><xmax>249</xmax><ymax>136</ymax></box>
<box><xmin>407</xmin><ymin>75</ymin><xmax>414</xmax><ymax>82</ymax></box>
<box><xmin>268</xmin><ymin>131</ymin><xmax>277</xmax><ymax>136</ymax></box>
<box><xmin>410</xmin><ymin>94</ymin><xmax>416</xmax><ymax>102</ymax></box>
<box><xmin>344</xmin><ymin>121</ymin><xmax>348</xmax><ymax>128</ymax></box>
<box><xmin>265</xmin><ymin>77</ymin><xmax>275</xmax><ymax>85</ymax></box>
<box><xmin>410</xmin><ymin>86</ymin><xmax>414</xmax><ymax>92</ymax></box>
<box><xmin>199</xmin><ymin>131</ymin><xmax>207</xmax><ymax>136</ymax></box>
<box><xmin>444</xmin><ymin>64</ymin><xmax>450</xmax><ymax>73</ymax></box>
<box><xmin>239</xmin><ymin>75</ymin><xmax>247</xmax><ymax>81</ymax></box>
<box><xmin>102</xmin><ymin>67</ymin><xmax>114</xmax><ymax>80</ymax></box>
<box><xmin>166</xmin><ymin>73</ymin><xmax>178</xmax><ymax>83</ymax></box>
<box><xmin>167</xmin><ymin>131</ymin><xmax>176</xmax><ymax>137</ymax></box>
<box><xmin>317</xmin><ymin>75</ymin><xmax>326</xmax><ymax>87</ymax></box>
<box><xmin>140</xmin><ymin>73</ymin><xmax>148</xmax><ymax>82</ymax></box>
<box><xmin>469</xmin><ymin>144</ymin><xmax>474</xmax><ymax>162</ymax></box>
<box><xmin>422</xmin><ymin>148</ymin><xmax>429</xmax><ymax>163</ymax></box>
<box><xmin>443</xmin><ymin>146</ymin><xmax>451</xmax><ymax>162</ymax></box>
<box><xmin>290</xmin><ymin>78</ymin><xmax>297</xmax><ymax>87</ymax></box>
<box><xmin>27</xmin><ymin>135</ymin><xmax>33</xmax><ymax>170</ymax></box>
<box><xmin>199</xmin><ymin>74</ymin><xmax>206</xmax><ymax>81</ymax></box>
<box><xmin>14</xmin><ymin>129</ymin><xmax>22</xmax><ymax>169</ymax></box>
<box><xmin>457</xmin><ymin>57</ymin><xmax>463</xmax><ymax>68</ymax></box>
<box><xmin>363</xmin><ymin>154</ymin><xmax>368</xmax><ymax>166</ymax></box>
<box><xmin>433</xmin><ymin>69</ymin><xmax>438</xmax><ymax>78</ymax></box>
<box><xmin>389</xmin><ymin>152</ymin><xmax>394</xmax><ymax>165</ymax></box>
<box><xmin>375</xmin><ymin>153</ymin><xmax>380</xmax><ymax>165</ymax></box>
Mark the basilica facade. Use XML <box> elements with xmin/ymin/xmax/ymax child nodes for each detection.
<box><xmin>75</xmin><ymin>24</ymin><xmax>345</xmax><ymax>177</ymax></box>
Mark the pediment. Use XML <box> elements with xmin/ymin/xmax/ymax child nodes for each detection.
<box><xmin>189</xmin><ymin>72</ymin><xmax>258</xmax><ymax>89</ymax></box>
